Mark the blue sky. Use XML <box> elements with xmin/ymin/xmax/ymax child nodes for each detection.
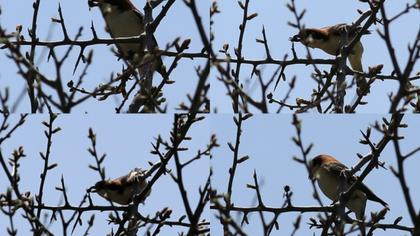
<box><xmin>211</xmin><ymin>0</ymin><xmax>420</xmax><ymax>113</ymax></box>
<box><xmin>211</xmin><ymin>114</ymin><xmax>420</xmax><ymax>235</ymax></box>
<box><xmin>1</xmin><ymin>0</ymin><xmax>418</xmax><ymax>113</ymax></box>
<box><xmin>0</xmin><ymin>114</ymin><xmax>419</xmax><ymax>235</ymax></box>
<box><xmin>1</xmin><ymin>0</ymin><xmax>420</xmax><ymax>235</ymax></box>
<box><xmin>0</xmin><ymin>0</ymin><xmax>209</xmax><ymax>113</ymax></box>
<box><xmin>0</xmin><ymin>114</ymin><xmax>211</xmax><ymax>235</ymax></box>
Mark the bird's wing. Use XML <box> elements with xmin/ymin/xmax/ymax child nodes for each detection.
<box><xmin>132</xmin><ymin>7</ymin><xmax>144</xmax><ymax>25</ymax></box>
<box><xmin>127</xmin><ymin>168</ymin><xmax>147</xmax><ymax>183</ymax></box>
<box><xmin>104</xmin><ymin>171</ymin><xmax>142</xmax><ymax>194</ymax></box>
<box><xmin>325</xmin><ymin>163</ymin><xmax>388</xmax><ymax>207</ymax></box>
<box><xmin>328</xmin><ymin>24</ymin><xmax>351</xmax><ymax>36</ymax></box>
<box><xmin>102</xmin><ymin>179</ymin><xmax>125</xmax><ymax>192</ymax></box>
<box><xmin>324</xmin><ymin>162</ymin><xmax>349</xmax><ymax>175</ymax></box>
<box><xmin>354</xmin><ymin>179</ymin><xmax>388</xmax><ymax>207</ymax></box>
<box><xmin>110</xmin><ymin>170</ymin><xmax>140</xmax><ymax>188</ymax></box>
<box><xmin>306</xmin><ymin>28</ymin><xmax>330</xmax><ymax>41</ymax></box>
<box><xmin>328</xmin><ymin>23</ymin><xmax>370</xmax><ymax>38</ymax></box>
<box><xmin>324</xmin><ymin>162</ymin><xmax>360</xmax><ymax>186</ymax></box>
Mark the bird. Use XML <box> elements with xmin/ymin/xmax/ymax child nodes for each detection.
<box><xmin>89</xmin><ymin>168</ymin><xmax>151</xmax><ymax>205</ymax></box>
<box><xmin>88</xmin><ymin>0</ymin><xmax>168</xmax><ymax>112</ymax></box>
<box><xmin>290</xmin><ymin>23</ymin><xmax>370</xmax><ymax>96</ymax></box>
<box><xmin>309</xmin><ymin>154</ymin><xmax>388</xmax><ymax>220</ymax></box>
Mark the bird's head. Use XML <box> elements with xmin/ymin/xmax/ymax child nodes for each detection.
<box><xmin>88</xmin><ymin>0</ymin><xmax>135</xmax><ymax>11</ymax></box>
<box><xmin>290</xmin><ymin>28</ymin><xmax>327</xmax><ymax>48</ymax></box>
<box><xmin>290</xmin><ymin>28</ymin><xmax>311</xmax><ymax>45</ymax></box>
<box><xmin>309</xmin><ymin>154</ymin><xmax>338</xmax><ymax>180</ymax></box>
<box><xmin>309</xmin><ymin>155</ymin><xmax>322</xmax><ymax>181</ymax></box>
<box><xmin>88</xmin><ymin>180</ymin><xmax>108</xmax><ymax>195</ymax></box>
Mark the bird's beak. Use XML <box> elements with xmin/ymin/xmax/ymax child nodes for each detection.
<box><xmin>308</xmin><ymin>168</ymin><xmax>316</xmax><ymax>181</ymax></box>
<box><xmin>308</xmin><ymin>172</ymin><xmax>314</xmax><ymax>181</ymax></box>
<box><xmin>87</xmin><ymin>186</ymin><xmax>97</xmax><ymax>193</ymax></box>
<box><xmin>289</xmin><ymin>34</ymin><xmax>301</xmax><ymax>42</ymax></box>
<box><xmin>88</xmin><ymin>0</ymin><xmax>99</xmax><ymax>8</ymax></box>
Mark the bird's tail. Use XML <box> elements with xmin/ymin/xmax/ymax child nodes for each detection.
<box><xmin>366</xmin><ymin>190</ymin><xmax>389</xmax><ymax>209</ymax></box>
<box><xmin>371</xmin><ymin>195</ymin><xmax>389</xmax><ymax>209</ymax></box>
<box><xmin>359</xmin><ymin>182</ymin><xmax>389</xmax><ymax>208</ymax></box>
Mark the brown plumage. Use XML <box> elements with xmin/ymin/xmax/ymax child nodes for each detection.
<box><xmin>290</xmin><ymin>24</ymin><xmax>370</xmax><ymax>58</ymax></box>
<box><xmin>89</xmin><ymin>0</ymin><xmax>168</xmax><ymax>112</ymax></box>
<box><xmin>291</xmin><ymin>24</ymin><xmax>371</xmax><ymax>95</ymax></box>
<box><xmin>309</xmin><ymin>154</ymin><xmax>388</xmax><ymax>220</ymax></box>
<box><xmin>89</xmin><ymin>168</ymin><xmax>151</xmax><ymax>205</ymax></box>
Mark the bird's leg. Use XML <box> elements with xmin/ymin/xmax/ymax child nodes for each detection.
<box><xmin>125</xmin><ymin>204</ymin><xmax>141</xmax><ymax>236</ymax></box>
<box><xmin>336</xmin><ymin>175</ymin><xmax>353</xmax><ymax>225</ymax></box>
<box><xmin>343</xmin><ymin>215</ymin><xmax>366</xmax><ymax>236</ymax></box>
<box><xmin>358</xmin><ymin>220</ymin><xmax>366</xmax><ymax>236</ymax></box>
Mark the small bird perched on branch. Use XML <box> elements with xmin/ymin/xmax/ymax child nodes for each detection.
<box><xmin>89</xmin><ymin>168</ymin><xmax>151</xmax><ymax>205</ymax></box>
<box><xmin>88</xmin><ymin>0</ymin><xmax>168</xmax><ymax>112</ymax></box>
<box><xmin>309</xmin><ymin>154</ymin><xmax>388</xmax><ymax>221</ymax></box>
<box><xmin>290</xmin><ymin>23</ymin><xmax>370</xmax><ymax>96</ymax></box>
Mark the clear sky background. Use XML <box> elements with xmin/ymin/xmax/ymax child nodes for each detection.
<box><xmin>1</xmin><ymin>0</ymin><xmax>420</xmax><ymax>235</ymax></box>
<box><xmin>0</xmin><ymin>115</ymin><xmax>419</xmax><ymax>235</ymax></box>
<box><xmin>0</xmin><ymin>0</ymin><xmax>209</xmax><ymax>113</ymax></box>
<box><xmin>0</xmin><ymin>114</ymin><xmax>211</xmax><ymax>235</ymax></box>
<box><xmin>211</xmin><ymin>0</ymin><xmax>420</xmax><ymax>113</ymax></box>
<box><xmin>1</xmin><ymin>0</ymin><xmax>418</xmax><ymax>113</ymax></box>
<box><xmin>211</xmin><ymin>114</ymin><xmax>420</xmax><ymax>235</ymax></box>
